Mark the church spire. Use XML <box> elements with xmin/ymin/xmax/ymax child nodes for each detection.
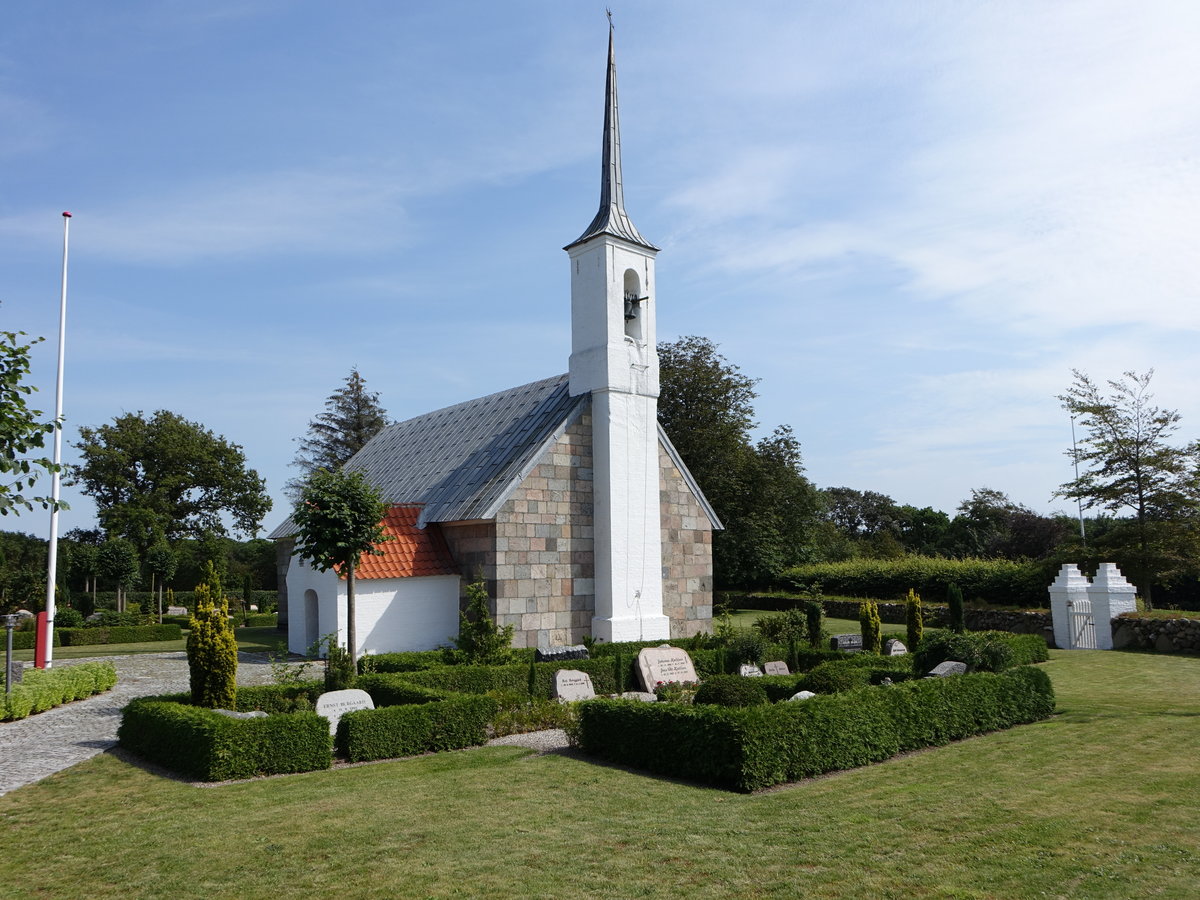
<box><xmin>565</xmin><ymin>16</ymin><xmax>657</xmax><ymax>252</ymax></box>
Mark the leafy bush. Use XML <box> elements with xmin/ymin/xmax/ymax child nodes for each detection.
<box><xmin>54</xmin><ymin>607</ymin><xmax>84</xmax><ymax>628</ymax></box>
<box><xmin>487</xmin><ymin>691</ymin><xmax>578</xmax><ymax>737</ymax></box>
<box><xmin>336</xmin><ymin>694</ymin><xmax>498</xmax><ymax>762</ymax></box>
<box><xmin>118</xmin><ymin>697</ymin><xmax>332</xmax><ymax>780</ymax></box>
<box><xmin>86</xmin><ymin>610</ymin><xmax>142</xmax><ymax>628</ymax></box>
<box><xmin>2</xmin><ymin>662</ymin><xmax>117</xmax><ymax>721</ymax></box>
<box><xmin>801</xmin><ymin>661</ymin><xmax>872</xmax><ymax>694</ymax></box>
<box><xmin>754</xmin><ymin>608</ymin><xmax>809</xmax><ymax>643</ymax></box>
<box><xmin>694</xmin><ymin>675</ymin><xmax>768</xmax><ymax>708</ymax></box>
<box><xmin>576</xmin><ymin>666</ymin><xmax>1056</xmax><ymax>792</ymax></box>
<box><xmin>913</xmin><ymin>630</ymin><xmax>1047</xmax><ymax>674</ymax></box>
<box><xmin>239</xmin><ymin>613</ymin><xmax>278</xmax><ymax>628</ymax></box>
<box><xmin>726</xmin><ymin>632</ymin><xmax>767</xmax><ymax>666</ymax></box>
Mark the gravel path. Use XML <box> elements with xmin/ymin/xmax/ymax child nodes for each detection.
<box><xmin>1</xmin><ymin>654</ymin><xmax>570</xmax><ymax>797</ymax></box>
<box><xmin>0</xmin><ymin>652</ymin><xmax>297</xmax><ymax>797</ymax></box>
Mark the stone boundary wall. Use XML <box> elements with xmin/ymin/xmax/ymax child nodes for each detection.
<box><xmin>1112</xmin><ymin>615</ymin><xmax>1200</xmax><ymax>654</ymax></box>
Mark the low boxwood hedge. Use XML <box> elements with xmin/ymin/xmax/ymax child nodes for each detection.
<box><xmin>336</xmin><ymin>694</ymin><xmax>499</xmax><ymax>762</ymax></box>
<box><xmin>2</xmin><ymin>661</ymin><xmax>117</xmax><ymax>721</ymax></box>
<box><xmin>53</xmin><ymin>624</ymin><xmax>183</xmax><ymax>646</ymax></box>
<box><xmin>363</xmin><ymin>650</ymin><xmax>454</xmax><ymax>673</ymax></box>
<box><xmin>10</xmin><ymin>630</ymin><xmax>61</xmax><ymax>651</ymax></box>
<box><xmin>913</xmin><ymin>630</ymin><xmax>1048</xmax><ymax>674</ymax></box>
<box><xmin>576</xmin><ymin>666</ymin><xmax>1055</xmax><ymax>792</ymax></box>
<box><xmin>392</xmin><ymin>657</ymin><xmax>625</xmax><ymax>698</ymax></box>
<box><xmin>118</xmin><ymin>697</ymin><xmax>332</xmax><ymax>780</ymax></box>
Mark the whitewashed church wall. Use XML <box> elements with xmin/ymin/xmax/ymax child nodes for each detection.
<box><xmin>354</xmin><ymin>574</ymin><xmax>460</xmax><ymax>655</ymax></box>
<box><xmin>284</xmin><ymin>557</ymin><xmax>340</xmax><ymax>655</ymax></box>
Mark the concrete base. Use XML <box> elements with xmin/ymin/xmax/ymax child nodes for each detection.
<box><xmin>591</xmin><ymin>613</ymin><xmax>670</xmax><ymax>643</ymax></box>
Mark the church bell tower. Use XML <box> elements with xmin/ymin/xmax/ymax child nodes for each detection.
<box><xmin>565</xmin><ymin>20</ymin><xmax>669</xmax><ymax>643</ymax></box>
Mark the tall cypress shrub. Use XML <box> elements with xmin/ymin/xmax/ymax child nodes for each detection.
<box><xmin>186</xmin><ymin>562</ymin><xmax>237</xmax><ymax>708</ymax></box>
<box><xmin>905</xmin><ymin>588</ymin><xmax>924</xmax><ymax>649</ymax></box>
<box><xmin>804</xmin><ymin>600</ymin><xmax>824</xmax><ymax>649</ymax></box>
<box><xmin>947</xmin><ymin>583</ymin><xmax>966</xmax><ymax>634</ymax></box>
<box><xmin>859</xmin><ymin>599</ymin><xmax>882</xmax><ymax>655</ymax></box>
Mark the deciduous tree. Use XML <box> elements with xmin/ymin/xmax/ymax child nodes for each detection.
<box><xmin>72</xmin><ymin>410</ymin><xmax>271</xmax><ymax>556</ymax></box>
<box><xmin>290</xmin><ymin>468</ymin><xmax>387</xmax><ymax>673</ymax></box>
<box><xmin>1</xmin><ymin>328</ymin><xmax>62</xmax><ymax>516</ymax></box>
<box><xmin>1056</xmin><ymin>370</ymin><xmax>1200</xmax><ymax>604</ymax></box>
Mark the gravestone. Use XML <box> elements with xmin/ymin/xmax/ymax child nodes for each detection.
<box><xmin>553</xmin><ymin>669</ymin><xmax>596</xmax><ymax>702</ymax></box>
<box><xmin>315</xmin><ymin>688</ymin><xmax>375</xmax><ymax>735</ymax></box>
<box><xmin>636</xmin><ymin>645</ymin><xmax>698</xmax><ymax>692</ymax></box>
<box><xmin>830</xmin><ymin>633</ymin><xmax>863</xmax><ymax>652</ymax></box>
<box><xmin>885</xmin><ymin>639</ymin><xmax>908</xmax><ymax>656</ymax></box>
<box><xmin>788</xmin><ymin>690</ymin><xmax>817</xmax><ymax>702</ymax></box>
<box><xmin>764</xmin><ymin>660</ymin><xmax>790</xmax><ymax>676</ymax></box>
<box><xmin>738</xmin><ymin>664</ymin><xmax>764</xmax><ymax>677</ymax></box>
<box><xmin>620</xmin><ymin>691</ymin><xmax>658</xmax><ymax>702</ymax></box>
<box><xmin>536</xmin><ymin>645</ymin><xmax>589</xmax><ymax>663</ymax></box>
<box><xmin>926</xmin><ymin>661</ymin><xmax>968</xmax><ymax>678</ymax></box>
<box><xmin>213</xmin><ymin>709</ymin><xmax>268</xmax><ymax>720</ymax></box>
<box><xmin>166</xmin><ymin>606</ymin><xmax>188</xmax><ymax>616</ymax></box>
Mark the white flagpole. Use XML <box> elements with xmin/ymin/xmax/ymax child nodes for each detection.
<box><xmin>43</xmin><ymin>211</ymin><xmax>71</xmax><ymax>668</ymax></box>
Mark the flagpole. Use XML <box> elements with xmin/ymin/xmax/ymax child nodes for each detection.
<box><xmin>43</xmin><ymin>211</ymin><xmax>71</xmax><ymax>668</ymax></box>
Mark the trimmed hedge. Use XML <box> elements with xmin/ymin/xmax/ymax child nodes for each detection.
<box><xmin>693</xmin><ymin>675</ymin><xmax>768</xmax><ymax>707</ymax></box>
<box><xmin>392</xmin><ymin>657</ymin><xmax>625</xmax><ymax>698</ymax></box>
<box><xmin>913</xmin><ymin>630</ymin><xmax>1049</xmax><ymax>675</ymax></box>
<box><xmin>364</xmin><ymin>650</ymin><xmax>454</xmax><ymax>673</ymax></box>
<box><xmin>118</xmin><ymin>697</ymin><xmax>332</xmax><ymax>780</ymax></box>
<box><xmin>2</xmin><ymin>661</ymin><xmax>117</xmax><ymax>721</ymax></box>
<box><xmin>782</xmin><ymin>556</ymin><xmax>1049</xmax><ymax>607</ymax></box>
<box><xmin>58</xmin><ymin>625</ymin><xmax>183</xmax><ymax>646</ymax></box>
<box><xmin>336</xmin><ymin>694</ymin><xmax>499</xmax><ymax>762</ymax></box>
<box><xmin>234</xmin><ymin>681</ymin><xmax>325</xmax><ymax>713</ymax></box>
<box><xmin>577</xmin><ymin>666</ymin><xmax>1056</xmax><ymax>791</ymax></box>
<box><xmin>10</xmin><ymin>630</ymin><xmax>60</xmax><ymax>651</ymax></box>
<box><xmin>355</xmin><ymin>673</ymin><xmax>457</xmax><ymax>706</ymax></box>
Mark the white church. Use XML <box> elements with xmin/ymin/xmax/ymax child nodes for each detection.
<box><xmin>271</xmin><ymin>26</ymin><xmax>720</xmax><ymax>655</ymax></box>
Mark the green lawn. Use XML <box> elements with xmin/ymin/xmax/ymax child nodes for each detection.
<box><xmin>11</xmin><ymin>625</ymin><xmax>285</xmax><ymax>661</ymax></box>
<box><xmin>2</xmin><ymin>650</ymin><xmax>1197</xmax><ymax>898</ymax></box>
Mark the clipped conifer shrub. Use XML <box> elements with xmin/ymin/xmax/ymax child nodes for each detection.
<box><xmin>186</xmin><ymin>563</ymin><xmax>238</xmax><ymax>709</ymax></box>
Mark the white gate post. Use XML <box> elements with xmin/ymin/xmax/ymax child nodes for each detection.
<box><xmin>1087</xmin><ymin>563</ymin><xmax>1137</xmax><ymax>650</ymax></box>
<box><xmin>1048</xmin><ymin>563</ymin><xmax>1090</xmax><ymax>650</ymax></box>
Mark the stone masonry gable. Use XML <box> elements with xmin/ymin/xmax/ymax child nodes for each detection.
<box><xmin>660</xmin><ymin>445</ymin><xmax>714</xmax><ymax>638</ymax></box>
<box><xmin>493</xmin><ymin>413</ymin><xmax>596</xmax><ymax>648</ymax></box>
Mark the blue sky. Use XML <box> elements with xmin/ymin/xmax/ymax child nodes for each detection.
<box><xmin>3</xmin><ymin>1</ymin><xmax>1199</xmax><ymax>539</ymax></box>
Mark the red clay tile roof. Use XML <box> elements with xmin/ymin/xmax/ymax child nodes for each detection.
<box><xmin>350</xmin><ymin>505</ymin><xmax>458</xmax><ymax>580</ymax></box>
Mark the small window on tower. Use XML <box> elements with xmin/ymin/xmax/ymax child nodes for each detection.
<box><xmin>623</xmin><ymin>268</ymin><xmax>644</xmax><ymax>340</ymax></box>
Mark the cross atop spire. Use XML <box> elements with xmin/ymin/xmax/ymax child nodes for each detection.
<box><xmin>565</xmin><ymin>16</ymin><xmax>657</xmax><ymax>252</ymax></box>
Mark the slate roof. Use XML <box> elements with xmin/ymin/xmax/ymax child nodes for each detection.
<box><xmin>352</xmin><ymin>505</ymin><xmax>458</xmax><ymax>580</ymax></box>
<box><xmin>269</xmin><ymin>372</ymin><xmax>721</xmax><ymax>540</ymax></box>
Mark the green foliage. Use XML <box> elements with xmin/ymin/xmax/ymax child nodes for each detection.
<box><xmin>454</xmin><ymin>579</ymin><xmax>514</xmax><ymax>665</ymax></box>
<box><xmin>905</xmin><ymin>588</ymin><xmax>924</xmax><ymax>649</ymax></box>
<box><xmin>653</xmin><ymin>680</ymin><xmax>699</xmax><ymax>703</ymax></box>
<box><xmin>947</xmin><ymin>582</ymin><xmax>966</xmax><ymax>633</ymax></box>
<box><xmin>0</xmin><ymin>327</ymin><xmax>61</xmax><ymax>517</ymax></box>
<box><xmin>693</xmin><ymin>674</ymin><xmax>769</xmax><ymax>707</ymax></box>
<box><xmin>726</xmin><ymin>631</ymin><xmax>767</xmax><ymax>665</ymax></box>
<box><xmin>753</xmin><ymin>607</ymin><xmax>808</xmax><ymax>643</ymax></box>
<box><xmin>576</xmin><ymin>666</ymin><xmax>1056</xmax><ymax>792</ymax></box>
<box><xmin>291</xmin><ymin>466</ymin><xmax>388</xmax><ymax>669</ymax></box>
<box><xmin>805</xmin><ymin>599</ymin><xmax>824</xmax><ymax>649</ymax></box>
<box><xmin>389</xmin><ymin>657</ymin><xmax>626</xmax><ymax>699</ymax></box>
<box><xmin>317</xmin><ymin>634</ymin><xmax>356</xmax><ymax>691</ymax></box>
<box><xmin>72</xmin><ymin>410</ymin><xmax>270</xmax><ymax>555</ymax></box>
<box><xmin>784</xmin><ymin>556</ymin><xmax>1048</xmax><ymax>607</ymax></box>
<box><xmin>336</xmin><ymin>695</ymin><xmax>498</xmax><ymax>762</ymax></box>
<box><xmin>56</xmin><ymin>624</ymin><xmax>182</xmax><ymax>646</ymax></box>
<box><xmin>859</xmin><ymin>599</ymin><xmax>882</xmax><ymax>655</ymax></box>
<box><xmin>801</xmin><ymin>660</ymin><xmax>871</xmax><ymax>694</ymax></box>
<box><xmin>657</xmin><ymin>335</ymin><xmax>820</xmax><ymax>588</ymax></box>
<box><xmin>2</xmin><ymin>661</ymin><xmax>116</xmax><ymax>721</ymax></box>
<box><xmin>186</xmin><ymin>562</ymin><xmax>238</xmax><ymax>709</ymax></box>
<box><xmin>54</xmin><ymin>606</ymin><xmax>84</xmax><ymax>628</ymax></box>
<box><xmin>363</xmin><ymin>650</ymin><xmax>453</xmax><ymax>673</ymax></box>
<box><xmin>913</xmin><ymin>630</ymin><xmax>1048</xmax><ymax>674</ymax></box>
<box><xmin>235</xmin><ymin>681</ymin><xmax>324</xmax><ymax>713</ymax></box>
<box><xmin>1056</xmin><ymin>370</ymin><xmax>1200</xmax><ymax>607</ymax></box>
<box><xmin>487</xmin><ymin>692</ymin><xmax>578</xmax><ymax>737</ymax></box>
<box><xmin>288</xmin><ymin>368</ymin><xmax>390</xmax><ymax>500</ymax></box>
<box><xmin>117</xmin><ymin>697</ymin><xmax>331</xmax><ymax>780</ymax></box>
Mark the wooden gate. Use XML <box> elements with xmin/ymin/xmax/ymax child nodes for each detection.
<box><xmin>1066</xmin><ymin>598</ymin><xmax>1097</xmax><ymax>650</ymax></box>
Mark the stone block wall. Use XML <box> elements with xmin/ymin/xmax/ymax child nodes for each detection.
<box><xmin>660</xmin><ymin>446</ymin><xmax>715</xmax><ymax>638</ymax></box>
<box><xmin>491</xmin><ymin>415</ymin><xmax>597</xmax><ymax>648</ymax></box>
<box><xmin>1111</xmin><ymin>615</ymin><xmax>1200</xmax><ymax>653</ymax></box>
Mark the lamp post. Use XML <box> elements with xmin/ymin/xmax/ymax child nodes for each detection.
<box><xmin>3</xmin><ymin>614</ymin><xmax>21</xmax><ymax>694</ymax></box>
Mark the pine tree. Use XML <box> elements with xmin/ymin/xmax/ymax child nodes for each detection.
<box><xmin>288</xmin><ymin>368</ymin><xmax>390</xmax><ymax>499</ymax></box>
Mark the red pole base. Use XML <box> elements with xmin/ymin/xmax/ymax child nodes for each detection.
<box><xmin>34</xmin><ymin>611</ymin><xmax>48</xmax><ymax>668</ymax></box>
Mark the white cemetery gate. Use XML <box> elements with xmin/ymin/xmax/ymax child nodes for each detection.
<box><xmin>1066</xmin><ymin>597</ymin><xmax>1097</xmax><ymax>650</ymax></box>
<box><xmin>1048</xmin><ymin>563</ymin><xmax>1138</xmax><ymax>650</ymax></box>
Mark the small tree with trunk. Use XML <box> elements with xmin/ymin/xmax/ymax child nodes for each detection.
<box><xmin>291</xmin><ymin>468</ymin><xmax>387</xmax><ymax>676</ymax></box>
<box><xmin>145</xmin><ymin>540</ymin><xmax>177</xmax><ymax>623</ymax></box>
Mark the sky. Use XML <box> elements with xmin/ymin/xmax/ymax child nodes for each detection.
<box><xmin>3</xmin><ymin>1</ymin><xmax>1199</xmax><ymax>541</ymax></box>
